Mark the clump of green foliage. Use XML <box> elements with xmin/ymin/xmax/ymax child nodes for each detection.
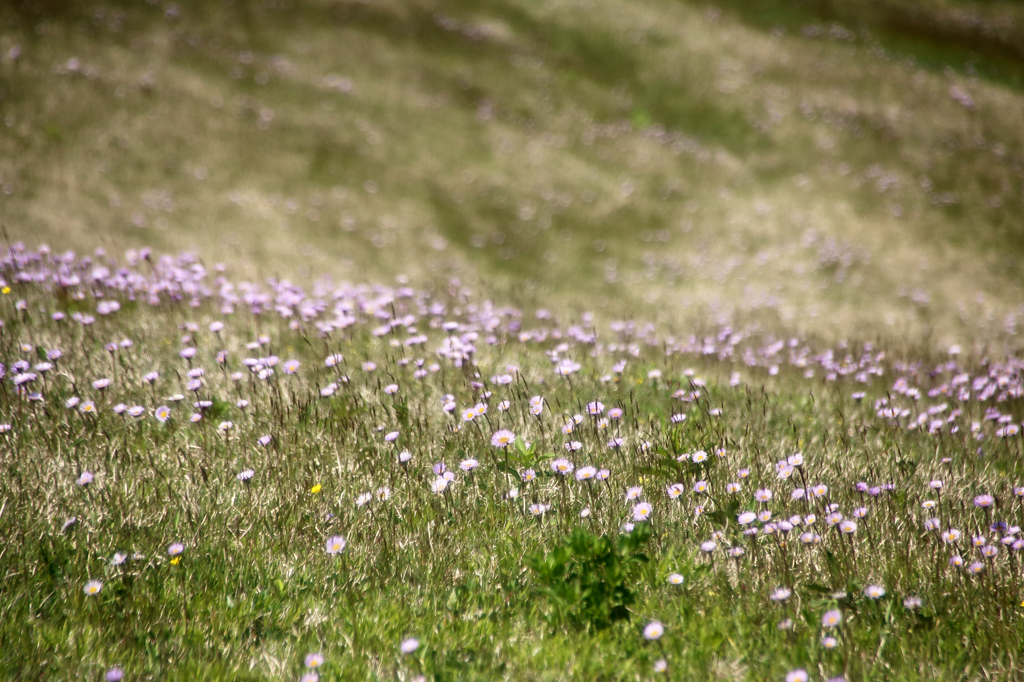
<box><xmin>526</xmin><ymin>524</ymin><xmax>651</xmax><ymax>631</ymax></box>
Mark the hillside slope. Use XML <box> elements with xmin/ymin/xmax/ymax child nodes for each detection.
<box><xmin>2</xmin><ymin>0</ymin><xmax>1023</xmax><ymax>343</ymax></box>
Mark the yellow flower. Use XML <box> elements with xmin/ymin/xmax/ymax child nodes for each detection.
<box><xmin>1</xmin><ymin>287</ymin><xmax>9</xmax><ymax>294</ymax></box>
<box><xmin>310</xmin><ymin>484</ymin><xmax>322</xmax><ymax>494</ymax></box>
<box><xmin>170</xmin><ymin>557</ymin><xmax>181</xmax><ymax>565</ymax></box>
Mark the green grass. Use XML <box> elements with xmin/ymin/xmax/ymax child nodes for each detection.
<box><xmin>2</xmin><ymin>0</ymin><xmax>1024</xmax><ymax>678</ymax></box>
<box><xmin>0</xmin><ymin>254</ymin><xmax>1023</xmax><ymax>680</ymax></box>
<box><xmin>2</xmin><ymin>0</ymin><xmax>1024</xmax><ymax>344</ymax></box>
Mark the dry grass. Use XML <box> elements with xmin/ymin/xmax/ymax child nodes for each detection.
<box><xmin>1</xmin><ymin>0</ymin><xmax>1023</xmax><ymax>346</ymax></box>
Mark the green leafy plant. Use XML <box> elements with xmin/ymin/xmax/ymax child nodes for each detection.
<box><xmin>525</xmin><ymin>524</ymin><xmax>652</xmax><ymax>631</ymax></box>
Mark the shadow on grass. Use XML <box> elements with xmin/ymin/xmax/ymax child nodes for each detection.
<box><xmin>682</xmin><ymin>0</ymin><xmax>1024</xmax><ymax>91</ymax></box>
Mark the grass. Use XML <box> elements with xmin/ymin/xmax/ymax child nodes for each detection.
<box><xmin>2</xmin><ymin>0</ymin><xmax>1024</xmax><ymax>679</ymax></box>
<box><xmin>1</xmin><ymin>0</ymin><xmax>1024</xmax><ymax>344</ymax></box>
<box><xmin>1</xmin><ymin>249</ymin><xmax>1023</xmax><ymax>680</ymax></box>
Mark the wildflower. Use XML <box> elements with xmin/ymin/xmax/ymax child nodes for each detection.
<box><xmin>399</xmin><ymin>450</ymin><xmax>412</xmax><ymax>464</ymax></box>
<box><xmin>692</xmin><ymin>450</ymin><xmax>708</xmax><ymax>463</ymax></box>
<box><xmin>111</xmin><ymin>552</ymin><xmax>127</xmax><ymax>566</ymax></box>
<box><xmin>728</xmin><ymin>546</ymin><xmax>745</xmax><ymax>558</ymax></box>
<box><xmin>607</xmin><ymin>437</ymin><xmax>625</xmax><ymax>449</ymax></box>
<box><xmin>755</xmin><ymin>488</ymin><xmax>772</xmax><ymax>502</ymax></box>
<box><xmin>822</xmin><ymin>636</ymin><xmax>839</xmax><ymax>649</ymax></box>
<box><xmin>811</xmin><ymin>483</ymin><xmax>829</xmax><ymax>498</ymax></box>
<box><xmin>625</xmin><ymin>486</ymin><xmax>643</xmax><ymax>501</ymax></box>
<box><xmin>969</xmin><ymin>561</ymin><xmax>985</xmax><ymax>575</ymax></box>
<box><xmin>550</xmin><ymin>459</ymin><xmax>574</xmax><ymax>475</ymax></box>
<box><xmin>596</xmin><ymin>469</ymin><xmax>610</xmax><ymax>480</ymax></box>
<box><xmin>565</xmin><ymin>440</ymin><xmax>583</xmax><ymax>452</ymax></box>
<box><xmin>863</xmin><ymin>585</ymin><xmax>885</xmax><ymax>599</ymax></box>
<box><xmin>356</xmin><ymin>492</ymin><xmax>372</xmax><ymax>507</ymax></box>
<box><xmin>667</xmin><ymin>573</ymin><xmax>684</xmax><ymax>585</ymax></box>
<box><xmin>384</xmin><ymin>431</ymin><xmax>399</xmax><ymax>442</ymax></box>
<box><xmin>375</xmin><ymin>487</ymin><xmax>391</xmax><ymax>501</ymax></box>
<box><xmin>666</xmin><ymin>483</ymin><xmax>685</xmax><ymax>498</ymax></box>
<box><xmin>76</xmin><ymin>471</ymin><xmax>94</xmax><ymax>486</ymax></box>
<box><xmin>236</xmin><ymin>469</ymin><xmax>255</xmax><ymax>482</ymax></box>
<box><xmin>529</xmin><ymin>396</ymin><xmax>544</xmax><ymax>415</ymax></box>
<box><xmin>974</xmin><ymin>494</ymin><xmax>995</xmax><ymax>508</ymax></box>
<box><xmin>608</xmin><ymin>408</ymin><xmax>623</xmax><ymax>420</ymax></box>
<box><xmin>168</xmin><ymin>543</ymin><xmax>184</xmax><ymax>557</ymax></box>
<box><xmin>431</xmin><ymin>477</ymin><xmax>448</xmax><ymax>494</ymax></box>
<box><xmin>105</xmin><ymin>667</ymin><xmax>124</xmax><ymax>681</ymax></box>
<box><xmin>301</xmin><ymin>674</ymin><xmax>319</xmax><ymax>682</ymax></box>
<box><xmin>726</xmin><ymin>482</ymin><xmax>741</xmax><ymax>494</ymax></box>
<box><xmin>981</xmin><ymin>545</ymin><xmax>999</xmax><ymax>558</ymax></box>
<box><xmin>653</xmin><ymin>659</ymin><xmax>668</xmax><ymax>673</ymax></box>
<box><xmin>305</xmin><ymin>653</ymin><xmax>324</xmax><ymax>669</ymax></box>
<box><xmin>400</xmin><ymin>638</ymin><xmax>419</xmax><ymax>655</ymax></box>
<box><xmin>586</xmin><ymin>401</ymin><xmax>605</xmax><ymax>415</ymax></box>
<box><xmin>529</xmin><ymin>503</ymin><xmax>550</xmax><ymax>516</ymax></box>
<box><xmin>822</xmin><ymin>609</ymin><xmax>842</xmax><ymax>628</ymax></box>
<box><xmin>643</xmin><ymin>621</ymin><xmax>664</xmax><ymax>640</ymax></box>
<box><xmin>700</xmin><ymin>540</ymin><xmax>717</xmax><ymax>553</ymax></box>
<box><xmin>942</xmin><ymin>529</ymin><xmax>961</xmax><ymax>543</ymax></box>
<box><xmin>579</xmin><ymin>507</ymin><xmax>590</xmax><ymax>518</ymax></box>
<box><xmin>310</xmin><ymin>484</ymin><xmax>322</xmax><ymax>494</ymax></box>
<box><xmin>83</xmin><ymin>579</ymin><xmax>103</xmax><ymax>596</ymax></box>
<box><xmin>633</xmin><ymin>502</ymin><xmax>653</xmax><ymax>522</ymax></box>
<box><xmin>737</xmin><ymin>512</ymin><xmax>756</xmax><ymax>525</ymax></box>
<box><xmin>903</xmin><ymin>596</ymin><xmax>922</xmax><ymax>610</ymax></box>
<box><xmin>786</xmin><ymin>671</ymin><xmax>809</xmax><ymax>682</ymax></box>
<box><xmin>693</xmin><ymin>480</ymin><xmax>708</xmax><ymax>493</ymax></box>
<box><xmin>778</xmin><ymin>618</ymin><xmax>793</xmax><ymax>631</ymax></box>
<box><xmin>521</xmin><ymin>469</ymin><xmax>536</xmax><ymax>482</ymax></box>
<box><xmin>325</xmin><ymin>536</ymin><xmax>347</xmax><ymax>554</ymax></box>
<box><xmin>771</xmin><ymin>587</ymin><xmax>792</xmax><ymax>602</ymax></box>
<box><xmin>491</xmin><ymin>430</ymin><xmax>515</xmax><ymax>447</ymax></box>
<box><xmin>576</xmin><ymin>466</ymin><xmax>597</xmax><ymax>481</ymax></box>
<box><xmin>460</xmin><ymin>458</ymin><xmax>479</xmax><ymax>472</ymax></box>
<box><xmin>949</xmin><ymin>555</ymin><xmax>964</xmax><ymax>567</ymax></box>
<box><xmin>924</xmin><ymin>518</ymin><xmax>940</xmax><ymax>531</ymax></box>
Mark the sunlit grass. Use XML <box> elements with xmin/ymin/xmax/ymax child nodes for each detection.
<box><xmin>0</xmin><ymin>248</ymin><xmax>1023</xmax><ymax>679</ymax></box>
<box><xmin>2</xmin><ymin>0</ymin><xmax>1024</xmax><ymax>678</ymax></box>
<box><xmin>1</xmin><ymin>0</ymin><xmax>1023</xmax><ymax>345</ymax></box>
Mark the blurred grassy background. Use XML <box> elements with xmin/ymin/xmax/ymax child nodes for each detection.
<box><xmin>1</xmin><ymin>0</ymin><xmax>1023</xmax><ymax>346</ymax></box>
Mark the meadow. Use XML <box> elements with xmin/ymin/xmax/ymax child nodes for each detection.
<box><xmin>1</xmin><ymin>0</ymin><xmax>1024</xmax><ymax>680</ymax></box>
